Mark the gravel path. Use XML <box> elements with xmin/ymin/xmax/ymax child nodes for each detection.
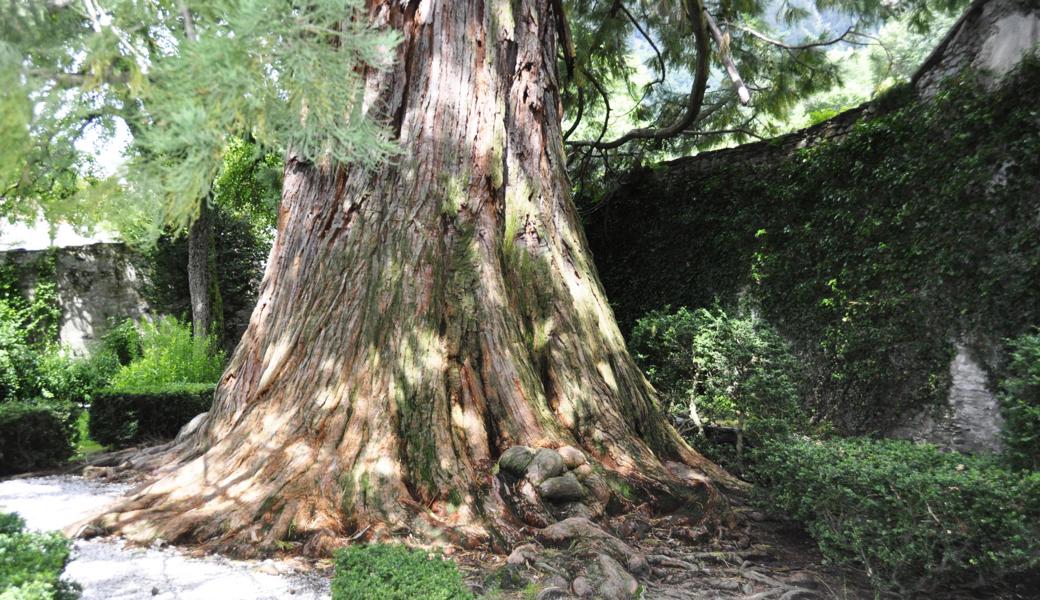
<box><xmin>0</xmin><ymin>475</ymin><xmax>331</xmax><ymax>600</ymax></box>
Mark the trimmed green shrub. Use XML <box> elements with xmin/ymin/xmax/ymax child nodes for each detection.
<box><xmin>0</xmin><ymin>512</ymin><xmax>79</xmax><ymax>599</ymax></box>
<box><xmin>108</xmin><ymin>317</ymin><xmax>226</xmax><ymax>389</ymax></box>
<box><xmin>0</xmin><ymin>512</ymin><xmax>25</xmax><ymax>535</ymax></box>
<box><xmin>631</xmin><ymin>306</ymin><xmax>806</xmax><ymax>469</ymax></box>
<box><xmin>331</xmin><ymin>544</ymin><xmax>474</xmax><ymax>600</ymax></box>
<box><xmin>752</xmin><ymin>436</ymin><xmax>1040</xmax><ymax>595</ymax></box>
<box><xmin>0</xmin><ymin>403</ymin><xmax>74</xmax><ymax>475</ymax></box>
<box><xmin>1000</xmin><ymin>330</ymin><xmax>1040</xmax><ymax>471</ymax></box>
<box><xmin>89</xmin><ymin>384</ymin><xmax>215</xmax><ymax>448</ymax></box>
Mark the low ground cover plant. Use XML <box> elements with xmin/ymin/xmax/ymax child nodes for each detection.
<box><xmin>331</xmin><ymin>544</ymin><xmax>474</xmax><ymax>600</ymax></box>
<box><xmin>0</xmin><ymin>512</ymin><xmax>79</xmax><ymax>599</ymax></box>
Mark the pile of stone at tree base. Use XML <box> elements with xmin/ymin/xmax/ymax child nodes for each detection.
<box><xmin>449</xmin><ymin>445</ymin><xmax>865</xmax><ymax>599</ymax></box>
<box><xmin>496</xmin><ymin>445</ymin><xmax>616</xmax><ymax>526</ymax></box>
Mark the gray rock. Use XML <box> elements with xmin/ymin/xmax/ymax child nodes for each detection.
<box><xmin>571</xmin><ymin>463</ymin><xmax>594</xmax><ymax>479</ymax></box>
<box><xmin>525</xmin><ymin>449</ymin><xmax>566</xmax><ymax>485</ymax></box>
<box><xmin>537</xmin><ymin>473</ymin><xmax>586</xmax><ymax>502</ymax></box>
<box><xmin>548</xmin><ymin>575</ymin><xmax>569</xmax><ymax>588</ymax></box>
<box><xmin>572</xmin><ymin>576</ymin><xmax>594</xmax><ymax>598</ymax></box>
<box><xmin>594</xmin><ymin>554</ymin><xmax>639</xmax><ymax>600</ymax></box>
<box><xmin>499</xmin><ymin>446</ymin><xmax>536</xmax><ymax>476</ymax></box>
<box><xmin>582</xmin><ymin>474</ymin><xmax>611</xmax><ymax>505</ymax></box>
<box><xmin>626</xmin><ymin>553</ymin><xmax>649</xmax><ymax>575</ymax></box>
<box><xmin>557</xmin><ymin>445</ymin><xmax>586</xmax><ymax>468</ymax></box>
<box><xmin>556</xmin><ymin>501</ymin><xmax>595</xmax><ymax>520</ymax></box>
<box><xmin>507</xmin><ymin>543</ymin><xmax>541</xmax><ymax>566</ymax></box>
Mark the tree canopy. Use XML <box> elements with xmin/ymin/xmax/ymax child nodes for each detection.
<box><xmin>0</xmin><ymin>0</ymin><xmax>964</xmax><ymax>236</ymax></box>
<box><xmin>558</xmin><ymin>0</ymin><xmax>965</xmax><ymax>200</ymax></box>
<box><xmin>0</xmin><ymin>0</ymin><xmax>397</xmax><ymax>242</ymax></box>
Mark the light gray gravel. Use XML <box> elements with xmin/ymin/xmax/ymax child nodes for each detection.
<box><xmin>0</xmin><ymin>475</ymin><xmax>331</xmax><ymax>600</ymax></box>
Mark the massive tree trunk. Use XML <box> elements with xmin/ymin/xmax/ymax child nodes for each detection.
<box><xmin>95</xmin><ymin>0</ymin><xmax>735</xmax><ymax>557</ymax></box>
<box><xmin>186</xmin><ymin>199</ymin><xmax>222</xmax><ymax>344</ymax></box>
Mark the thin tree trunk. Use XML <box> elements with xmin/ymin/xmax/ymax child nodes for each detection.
<box><xmin>95</xmin><ymin>0</ymin><xmax>738</xmax><ymax>557</ymax></box>
<box><xmin>186</xmin><ymin>199</ymin><xmax>222</xmax><ymax>344</ymax></box>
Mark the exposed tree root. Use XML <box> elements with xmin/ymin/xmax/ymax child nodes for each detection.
<box><xmin>455</xmin><ymin>505</ymin><xmax>875</xmax><ymax>599</ymax></box>
<box><xmin>75</xmin><ymin>436</ymin><xmax>734</xmax><ymax>559</ymax></box>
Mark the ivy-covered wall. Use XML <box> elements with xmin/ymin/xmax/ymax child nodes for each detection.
<box><xmin>0</xmin><ymin>244</ymin><xmax>149</xmax><ymax>353</ymax></box>
<box><xmin>586</xmin><ymin>56</ymin><xmax>1040</xmax><ymax>434</ymax></box>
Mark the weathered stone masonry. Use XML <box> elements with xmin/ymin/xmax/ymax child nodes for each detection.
<box><xmin>586</xmin><ymin>0</ymin><xmax>1040</xmax><ymax>453</ymax></box>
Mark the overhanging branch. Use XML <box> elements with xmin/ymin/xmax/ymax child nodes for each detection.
<box><xmin>704</xmin><ymin>12</ymin><xmax>751</xmax><ymax>105</ymax></box>
<box><xmin>566</xmin><ymin>0</ymin><xmax>711</xmax><ymax>150</ymax></box>
<box><xmin>729</xmin><ymin>23</ymin><xmax>862</xmax><ymax>51</ymax></box>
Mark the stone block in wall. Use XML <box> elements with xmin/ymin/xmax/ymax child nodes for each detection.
<box><xmin>888</xmin><ymin>343</ymin><xmax>1004</xmax><ymax>454</ymax></box>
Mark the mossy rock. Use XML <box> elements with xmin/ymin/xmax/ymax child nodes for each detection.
<box><xmin>499</xmin><ymin>446</ymin><xmax>535</xmax><ymax>476</ymax></box>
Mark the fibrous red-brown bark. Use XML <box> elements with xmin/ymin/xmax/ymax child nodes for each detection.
<box><xmin>94</xmin><ymin>0</ymin><xmax>736</xmax><ymax>556</ymax></box>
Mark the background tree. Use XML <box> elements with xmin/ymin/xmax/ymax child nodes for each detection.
<box><xmin>2</xmin><ymin>0</ymin><xmax>956</xmax><ymax>558</ymax></box>
<box><xmin>141</xmin><ymin>139</ymin><xmax>281</xmax><ymax>349</ymax></box>
<box><xmin>561</xmin><ymin>0</ymin><xmax>964</xmax><ymax>204</ymax></box>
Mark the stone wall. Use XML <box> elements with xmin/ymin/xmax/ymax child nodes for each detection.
<box><xmin>890</xmin><ymin>344</ymin><xmax>1005</xmax><ymax>453</ymax></box>
<box><xmin>586</xmin><ymin>0</ymin><xmax>1040</xmax><ymax>453</ymax></box>
<box><xmin>914</xmin><ymin>0</ymin><xmax>1040</xmax><ymax>94</ymax></box>
<box><xmin>0</xmin><ymin>243</ymin><xmax>150</xmax><ymax>353</ymax></box>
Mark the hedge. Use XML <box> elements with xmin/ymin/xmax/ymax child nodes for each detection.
<box><xmin>752</xmin><ymin>436</ymin><xmax>1040</xmax><ymax>595</ymax></box>
<box><xmin>0</xmin><ymin>403</ymin><xmax>74</xmax><ymax>475</ymax></box>
<box><xmin>89</xmin><ymin>384</ymin><xmax>215</xmax><ymax>448</ymax></box>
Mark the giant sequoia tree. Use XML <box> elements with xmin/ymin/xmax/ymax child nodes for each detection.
<box><xmin>2</xmin><ymin>0</ymin><xmax>952</xmax><ymax>555</ymax></box>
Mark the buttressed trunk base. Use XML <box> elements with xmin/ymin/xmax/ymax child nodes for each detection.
<box><xmin>93</xmin><ymin>0</ymin><xmax>735</xmax><ymax>557</ymax></box>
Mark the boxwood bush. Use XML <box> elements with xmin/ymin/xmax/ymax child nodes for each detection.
<box><xmin>0</xmin><ymin>512</ymin><xmax>79</xmax><ymax>599</ymax></box>
<box><xmin>752</xmin><ymin>436</ymin><xmax>1040</xmax><ymax>595</ymax></box>
<box><xmin>332</xmin><ymin>544</ymin><xmax>474</xmax><ymax>600</ymax></box>
<box><xmin>88</xmin><ymin>384</ymin><xmax>215</xmax><ymax>448</ymax></box>
<box><xmin>0</xmin><ymin>403</ymin><xmax>74</xmax><ymax>475</ymax></box>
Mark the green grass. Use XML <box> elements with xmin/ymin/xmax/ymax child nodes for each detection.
<box><xmin>71</xmin><ymin>411</ymin><xmax>106</xmax><ymax>461</ymax></box>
